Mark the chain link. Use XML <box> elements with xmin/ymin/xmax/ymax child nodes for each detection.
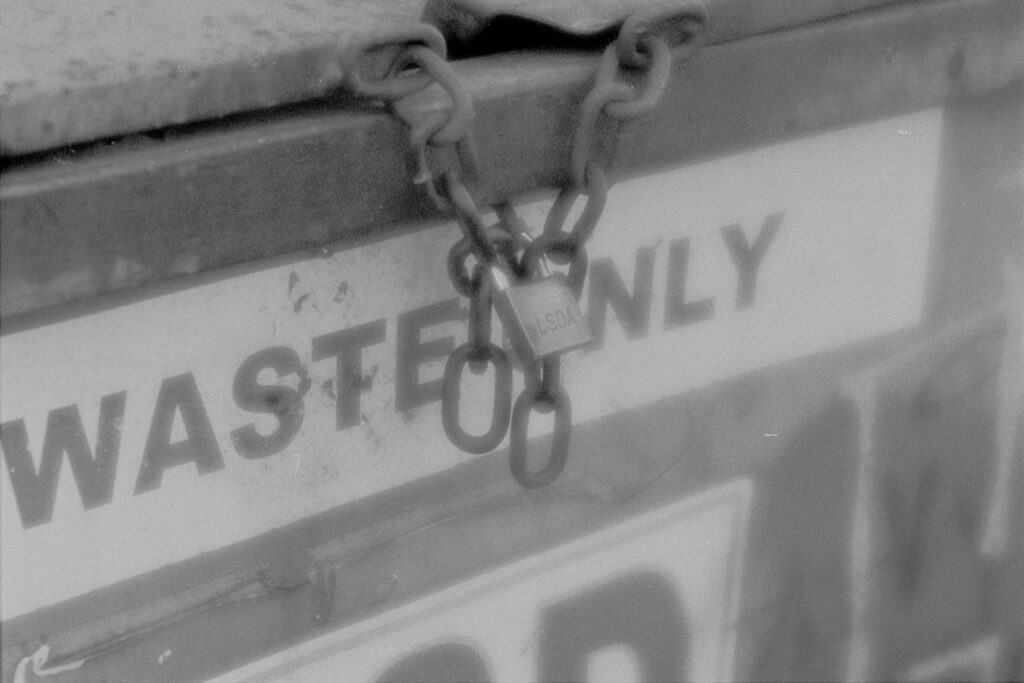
<box><xmin>342</xmin><ymin>25</ymin><xmax>448</xmax><ymax>101</ymax></box>
<box><xmin>446</xmin><ymin>225</ymin><xmax>516</xmax><ymax>297</ymax></box>
<box><xmin>510</xmin><ymin>357</ymin><xmax>572</xmax><ymax>488</ymax></box>
<box><xmin>505</xmin><ymin>12</ymin><xmax>701</xmax><ymax>484</ymax></box>
<box><xmin>389</xmin><ymin>45</ymin><xmax>474</xmax><ymax>145</ymax></box>
<box><xmin>442</xmin><ymin>265</ymin><xmax>512</xmax><ymax>454</ymax></box>
<box><xmin>340</xmin><ymin>7</ymin><xmax>706</xmax><ymax>487</ymax></box>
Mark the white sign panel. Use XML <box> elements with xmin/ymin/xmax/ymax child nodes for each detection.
<box><xmin>212</xmin><ymin>479</ymin><xmax>752</xmax><ymax>683</ymax></box>
<box><xmin>0</xmin><ymin>110</ymin><xmax>942</xmax><ymax>619</ymax></box>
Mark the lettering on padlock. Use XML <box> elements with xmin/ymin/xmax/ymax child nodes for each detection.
<box><xmin>493</xmin><ymin>272</ymin><xmax>593</xmax><ymax>363</ymax></box>
<box><xmin>534</xmin><ymin>306</ymin><xmax>584</xmax><ymax>334</ymax></box>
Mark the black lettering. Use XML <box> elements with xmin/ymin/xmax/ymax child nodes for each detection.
<box><xmin>721</xmin><ymin>212</ymin><xmax>782</xmax><ymax>309</ymax></box>
<box><xmin>395</xmin><ymin>299</ymin><xmax>460</xmax><ymax>412</ymax></box>
<box><xmin>664</xmin><ymin>238</ymin><xmax>714</xmax><ymax>329</ymax></box>
<box><xmin>539</xmin><ymin>570</ymin><xmax>689</xmax><ymax>682</ymax></box>
<box><xmin>312</xmin><ymin>320</ymin><xmax>386</xmax><ymax>430</ymax></box>
<box><xmin>135</xmin><ymin>373</ymin><xmax>224</xmax><ymax>494</ymax></box>
<box><xmin>374</xmin><ymin>642</ymin><xmax>491</xmax><ymax>682</ymax></box>
<box><xmin>1</xmin><ymin>393</ymin><xmax>126</xmax><ymax>528</ymax></box>
<box><xmin>231</xmin><ymin>347</ymin><xmax>307</xmax><ymax>458</ymax></box>
<box><xmin>586</xmin><ymin>246</ymin><xmax>656</xmax><ymax>347</ymax></box>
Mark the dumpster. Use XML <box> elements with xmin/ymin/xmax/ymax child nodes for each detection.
<box><xmin>1</xmin><ymin>1</ymin><xmax>1022</xmax><ymax>681</ymax></box>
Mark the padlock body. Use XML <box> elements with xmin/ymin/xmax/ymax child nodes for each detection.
<box><xmin>492</xmin><ymin>272</ymin><xmax>592</xmax><ymax>364</ymax></box>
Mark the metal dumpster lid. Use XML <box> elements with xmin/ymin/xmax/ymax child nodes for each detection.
<box><xmin>1</xmin><ymin>0</ymin><xmax>901</xmax><ymax>156</ymax></box>
<box><xmin>0</xmin><ymin>0</ymin><xmax>427</xmax><ymax>156</ymax></box>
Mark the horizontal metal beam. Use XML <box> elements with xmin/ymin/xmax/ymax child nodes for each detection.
<box><xmin>0</xmin><ymin>0</ymin><xmax>904</xmax><ymax>155</ymax></box>
<box><xmin>1</xmin><ymin>0</ymin><xmax>1022</xmax><ymax>324</ymax></box>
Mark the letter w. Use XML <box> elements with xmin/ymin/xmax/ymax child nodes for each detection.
<box><xmin>1</xmin><ymin>392</ymin><xmax>126</xmax><ymax>528</ymax></box>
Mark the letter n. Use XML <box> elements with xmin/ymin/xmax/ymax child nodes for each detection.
<box><xmin>539</xmin><ymin>571</ymin><xmax>689</xmax><ymax>682</ymax></box>
<box><xmin>1</xmin><ymin>392</ymin><xmax>126</xmax><ymax>528</ymax></box>
<box><xmin>586</xmin><ymin>247</ymin><xmax>656</xmax><ymax>347</ymax></box>
<box><xmin>135</xmin><ymin>373</ymin><xmax>224</xmax><ymax>494</ymax></box>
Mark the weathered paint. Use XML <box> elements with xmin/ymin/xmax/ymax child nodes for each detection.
<box><xmin>0</xmin><ymin>109</ymin><xmax>940</xmax><ymax>622</ymax></box>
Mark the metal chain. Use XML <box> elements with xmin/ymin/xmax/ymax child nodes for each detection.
<box><xmin>341</xmin><ymin>7</ymin><xmax>707</xmax><ymax>487</ymax></box>
<box><xmin>508</xmin><ymin>7</ymin><xmax>707</xmax><ymax>488</ymax></box>
<box><xmin>345</xmin><ymin>30</ymin><xmax>514</xmax><ymax>456</ymax></box>
<box><xmin>510</xmin><ymin>357</ymin><xmax>572</xmax><ymax>488</ymax></box>
<box><xmin>341</xmin><ymin>25</ymin><xmax>448</xmax><ymax>100</ymax></box>
<box><xmin>442</xmin><ymin>264</ymin><xmax>513</xmax><ymax>453</ymax></box>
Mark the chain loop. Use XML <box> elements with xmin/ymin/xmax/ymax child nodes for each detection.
<box><xmin>616</xmin><ymin>2</ymin><xmax>708</xmax><ymax>68</ymax></box>
<box><xmin>566</xmin><ymin>246</ymin><xmax>589</xmax><ymax>299</ymax></box>
<box><xmin>444</xmin><ymin>172</ymin><xmax>501</xmax><ymax>264</ymax></box>
<box><xmin>443</xmin><ymin>343</ymin><xmax>512</xmax><ymax>454</ymax></box>
<box><xmin>603</xmin><ymin>36</ymin><xmax>672</xmax><ymax>120</ymax></box>
<box><xmin>446</xmin><ymin>227</ymin><xmax>517</xmax><ymax>297</ymax></box>
<box><xmin>522</xmin><ymin>232</ymin><xmax>575</xmax><ymax>274</ymax></box>
<box><xmin>569</xmin><ymin>81</ymin><xmax>634</xmax><ymax>190</ymax></box>
<box><xmin>415</xmin><ymin>133</ymin><xmax>481</xmax><ymax>214</ymax></box>
<box><xmin>542</xmin><ymin>162</ymin><xmax>608</xmax><ymax>258</ymax></box>
<box><xmin>442</xmin><ymin>264</ymin><xmax>512</xmax><ymax>453</ymax></box>
<box><xmin>342</xmin><ymin>25</ymin><xmax>447</xmax><ymax>100</ymax></box>
<box><xmin>525</xmin><ymin>357</ymin><xmax>561</xmax><ymax>409</ymax></box>
<box><xmin>466</xmin><ymin>264</ymin><xmax>493</xmax><ymax>369</ymax></box>
<box><xmin>509</xmin><ymin>381</ymin><xmax>572</xmax><ymax>489</ymax></box>
<box><xmin>390</xmin><ymin>44</ymin><xmax>474</xmax><ymax>146</ymax></box>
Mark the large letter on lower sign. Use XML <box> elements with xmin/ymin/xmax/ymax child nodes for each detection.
<box><xmin>539</xmin><ymin>570</ymin><xmax>689</xmax><ymax>682</ymax></box>
<box><xmin>135</xmin><ymin>373</ymin><xmax>224</xmax><ymax>494</ymax></box>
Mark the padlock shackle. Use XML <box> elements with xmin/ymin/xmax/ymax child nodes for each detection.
<box><xmin>447</xmin><ymin>229</ymin><xmax>519</xmax><ymax>297</ymax></box>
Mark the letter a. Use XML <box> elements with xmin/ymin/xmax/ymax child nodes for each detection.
<box><xmin>135</xmin><ymin>373</ymin><xmax>224</xmax><ymax>494</ymax></box>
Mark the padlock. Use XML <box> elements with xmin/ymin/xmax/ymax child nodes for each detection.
<box><xmin>489</xmin><ymin>257</ymin><xmax>593</xmax><ymax>366</ymax></box>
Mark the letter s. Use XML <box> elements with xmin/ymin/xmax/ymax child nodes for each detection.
<box><xmin>231</xmin><ymin>347</ymin><xmax>306</xmax><ymax>459</ymax></box>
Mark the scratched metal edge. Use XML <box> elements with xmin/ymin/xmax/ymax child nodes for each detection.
<box><xmin>0</xmin><ymin>0</ymin><xmax>909</xmax><ymax>157</ymax></box>
<box><xmin>2</xmin><ymin>0</ymin><xmax>1021</xmax><ymax>326</ymax></box>
<box><xmin>0</xmin><ymin>329</ymin><xmax>911</xmax><ymax>682</ymax></box>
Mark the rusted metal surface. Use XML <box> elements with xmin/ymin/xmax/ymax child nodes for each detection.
<box><xmin>0</xmin><ymin>0</ymin><xmax>917</xmax><ymax>156</ymax></box>
<box><xmin>3</xmin><ymin>0</ymin><xmax>1022</xmax><ymax>326</ymax></box>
